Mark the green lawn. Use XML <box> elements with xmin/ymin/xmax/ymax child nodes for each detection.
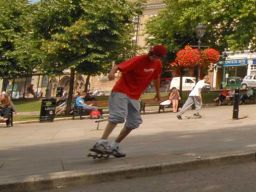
<box><xmin>14</xmin><ymin>114</ymin><xmax>39</xmax><ymax>122</ymax></box>
<box><xmin>11</xmin><ymin>91</ymin><xmax>220</xmax><ymax>122</ymax></box>
<box><xmin>12</xmin><ymin>92</ymin><xmax>220</xmax><ymax>113</ymax></box>
<box><xmin>13</xmin><ymin>99</ymin><xmax>41</xmax><ymax>112</ymax></box>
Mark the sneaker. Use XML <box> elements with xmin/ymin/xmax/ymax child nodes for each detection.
<box><xmin>111</xmin><ymin>146</ymin><xmax>126</xmax><ymax>158</ymax></box>
<box><xmin>193</xmin><ymin>113</ymin><xmax>202</xmax><ymax>118</ymax></box>
<box><xmin>176</xmin><ymin>115</ymin><xmax>182</xmax><ymax>120</ymax></box>
<box><xmin>91</xmin><ymin>141</ymin><xmax>112</xmax><ymax>154</ymax></box>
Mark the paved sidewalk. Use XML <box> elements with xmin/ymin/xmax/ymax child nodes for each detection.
<box><xmin>0</xmin><ymin>105</ymin><xmax>256</xmax><ymax>191</ymax></box>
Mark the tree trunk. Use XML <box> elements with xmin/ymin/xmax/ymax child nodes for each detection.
<box><xmin>179</xmin><ymin>68</ymin><xmax>184</xmax><ymax>107</ymax></box>
<box><xmin>2</xmin><ymin>78</ymin><xmax>8</xmax><ymax>92</ymax></box>
<box><xmin>84</xmin><ymin>75</ymin><xmax>91</xmax><ymax>93</ymax></box>
<box><xmin>23</xmin><ymin>76</ymin><xmax>28</xmax><ymax>98</ymax></box>
<box><xmin>65</xmin><ymin>67</ymin><xmax>75</xmax><ymax>115</ymax></box>
<box><xmin>11</xmin><ymin>78</ymin><xmax>15</xmax><ymax>99</ymax></box>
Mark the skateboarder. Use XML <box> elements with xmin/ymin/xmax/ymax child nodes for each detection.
<box><xmin>90</xmin><ymin>45</ymin><xmax>167</xmax><ymax>158</ymax></box>
<box><xmin>176</xmin><ymin>75</ymin><xmax>210</xmax><ymax>120</ymax></box>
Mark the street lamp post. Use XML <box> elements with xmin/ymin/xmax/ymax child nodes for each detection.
<box><xmin>195</xmin><ymin>23</ymin><xmax>207</xmax><ymax>82</ymax></box>
<box><xmin>220</xmin><ymin>50</ymin><xmax>227</xmax><ymax>89</ymax></box>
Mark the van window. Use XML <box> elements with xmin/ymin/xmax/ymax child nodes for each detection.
<box><xmin>185</xmin><ymin>79</ymin><xmax>194</xmax><ymax>83</ymax></box>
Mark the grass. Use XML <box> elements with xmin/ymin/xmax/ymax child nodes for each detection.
<box><xmin>13</xmin><ymin>99</ymin><xmax>41</xmax><ymax>112</ymax></box>
<box><xmin>11</xmin><ymin>91</ymin><xmax>221</xmax><ymax>122</ymax></box>
<box><xmin>14</xmin><ymin>114</ymin><xmax>39</xmax><ymax>122</ymax></box>
<box><xmin>141</xmin><ymin>91</ymin><xmax>220</xmax><ymax>103</ymax></box>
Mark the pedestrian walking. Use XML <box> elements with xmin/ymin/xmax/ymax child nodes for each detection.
<box><xmin>90</xmin><ymin>45</ymin><xmax>167</xmax><ymax>157</ymax></box>
<box><xmin>176</xmin><ymin>75</ymin><xmax>210</xmax><ymax>120</ymax></box>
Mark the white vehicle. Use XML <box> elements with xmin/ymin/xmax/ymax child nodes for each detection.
<box><xmin>241</xmin><ymin>75</ymin><xmax>256</xmax><ymax>89</ymax></box>
<box><xmin>170</xmin><ymin>76</ymin><xmax>196</xmax><ymax>91</ymax></box>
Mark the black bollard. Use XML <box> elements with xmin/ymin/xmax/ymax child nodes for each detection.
<box><xmin>232</xmin><ymin>89</ymin><xmax>240</xmax><ymax>119</ymax></box>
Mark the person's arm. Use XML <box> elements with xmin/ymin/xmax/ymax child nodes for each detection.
<box><xmin>169</xmin><ymin>92</ymin><xmax>173</xmax><ymax>100</ymax></box>
<box><xmin>177</xmin><ymin>91</ymin><xmax>181</xmax><ymax>100</ymax></box>
<box><xmin>153</xmin><ymin>75</ymin><xmax>161</xmax><ymax>101</ymax></box>
<box><xmin>108</xmin><ymin>65</ymin><xmax>119</xmax><ymax>80</ymax></box>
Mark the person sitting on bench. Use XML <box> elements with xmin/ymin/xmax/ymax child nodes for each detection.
<box><xmin>0</xmin><ymin>91</ymin><xmax>16</xmax><ymax>122</ymax></box>
<box><xmin>75</xmin><ymin>91</ymin><xmax>98</xmax><ymax>111</ymax></box>
<box><xmin>240</xmin><ymin>88</ymin><xmax>254</xmax><ymax>104</ymax></box>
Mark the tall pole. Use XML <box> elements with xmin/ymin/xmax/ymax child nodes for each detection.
<box><xmin>196</xmin><ymin>38</ymin><xmax>201</xmax><ymax>82</ymax></box>
<box><xmin>195</xmin><ymin>23</ymin><xmax>207</xmax><ymax>82</ymax></box>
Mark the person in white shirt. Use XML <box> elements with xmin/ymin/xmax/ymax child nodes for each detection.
<box><xmin>177</xmin><ymin>75</ymin><xmax>210</xmax><ymax>120</ymax></box>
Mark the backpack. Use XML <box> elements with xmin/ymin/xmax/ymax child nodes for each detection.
<box><xmin>90</xmin><ymin>110</ymin><xmax>101</xmax><ymax>119</ymax></box>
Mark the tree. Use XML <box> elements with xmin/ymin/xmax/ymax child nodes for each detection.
<box><xmin>0</xmin><ymin>0</ymin><xmax>35</xmax><ymax>81</ymax></box>
<box><xmin>31</xmin><ymin>0</ymin><xmax>143</xmax><ymax>112</ymax></box>
<box><xmin>146</xmin><ymin>0</ymin><xmax>256</xmax><ymax>52</ymax></box>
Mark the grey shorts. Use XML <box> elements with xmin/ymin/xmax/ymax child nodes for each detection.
<box><xmin>108</xmin><ymin>92</ymin><xmax>142</xmax><ymax>129</ymax></box>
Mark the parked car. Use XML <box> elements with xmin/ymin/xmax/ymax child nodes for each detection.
<box><xmin>170</xmin><ymin>76</ymin><xmax>196</xmax><ymax>91</ymax></box>
<box><xmin>241</xmin><ymin>75</ymin><xmax>256</xmax><ymax>89</ymax></box>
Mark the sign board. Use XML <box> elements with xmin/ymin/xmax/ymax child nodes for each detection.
<box><xmin>224</xmin><ymin>59</ymin><xmax>248</xmax><ymax>67</ymax></box>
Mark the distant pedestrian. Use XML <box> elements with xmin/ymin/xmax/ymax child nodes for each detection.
<box><xmin>75</xmin><ymin>91</ymin><xmax>98</xmax><ymax>111</ymax></box>
<box><xmin>90</xmin><ymin>45</ymin><xmax>167</xmax><ymax>157</ymax></box>
<box><xmin>169</xmin><ymin>87</ymin><xmax>180</xmax><ymax>113</ymax></box>
<box><xmin>176</xmin><ymin>75</ymin><xmax>210</xmax><ymax>119</ymax></box>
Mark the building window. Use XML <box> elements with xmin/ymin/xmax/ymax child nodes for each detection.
<box><xmin>41</xmin><ymin>75</ymin><xmax>48</xmax><ymax>87</ymax></box>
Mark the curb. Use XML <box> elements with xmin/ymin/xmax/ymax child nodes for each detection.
<box><xmin>13</xmin><ymin>117</ymin><xmax>72</xmax><ymax>125</ymax></box>
<box><xmin>0</xmin><ymin>152</ymin><xmax>255</xmax><ymax>192</ymax></box>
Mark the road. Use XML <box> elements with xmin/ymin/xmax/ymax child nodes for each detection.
<box><xmin>1</xmin><ymin>105</ymin><xmax>256</xmax><ymax>192</ymax></box>
<box><xmin>42</xmin><ymin>161</ymin><xmax>256</xmax><ymax>192</ymax></box>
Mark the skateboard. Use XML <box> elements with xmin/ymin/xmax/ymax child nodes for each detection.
<box><xmin>88</xmin><ymin>151</ymin><xmax>110</xmax><ymax>159</ymax></box>
<box><xmin>185</xmin><ymin>115</ymin><xmax>202</xmax><ymax>119</ymax></box>
<box><xmin>87</xmin><ymin>148</ymin><xmax>112</xmax><ymax>159</ymax></box>
<box><xmin>88</xmin><ymin>148</ymin><xmax>126</xmax><ymax>159</ymax></box>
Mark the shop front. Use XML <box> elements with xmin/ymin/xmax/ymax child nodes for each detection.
<box><xmin>222</xmin><ymin>59</ymin><xmax>248</xmax><ymax>89</ymax></box>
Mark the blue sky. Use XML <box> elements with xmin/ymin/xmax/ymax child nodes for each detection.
<box><xmin>30</xmin><ymin>0</ymin><xmax>39</xmax><ymax>3</ymax></box>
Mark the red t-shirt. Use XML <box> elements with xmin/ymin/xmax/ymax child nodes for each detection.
<box><xmin>112</xmin><ymin>54</ymin><xmax>162</xmax><ymax>100</ymax></box>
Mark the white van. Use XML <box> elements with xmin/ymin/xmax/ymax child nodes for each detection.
<box><xmin>170</xmin><ymin>76</ymin><xmax>196</xmax><ymax>91</ymax></box>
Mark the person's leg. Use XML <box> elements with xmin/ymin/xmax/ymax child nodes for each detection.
<box><xmin>115</xmin><ymin>127</ymin><xmax>132</xmax><ymax>143</ymax></box>
<box><xmin>172</xmin><ymin>100</ymin><xmax>178</xmax><ymax>112</ymax></box>
<box><xmin>219</xmin><ymin>95</ymin><xmax>225</xmax><ymax>102</ymax></box>
<box><xmin>100</xmin><ymin>121</ymin><xmax>117</xmax><ymax>140</ymax></box>
<box><xmin>82</xmin><ymin>105</ymin><xmax>97</xmax><ymax>111</ymax></box>
<box><xmin>177</xmin><ymin>97</ymin><xmax>194</xmax><ymax>119</ymax></box>
<box><xmin>111</xmin><ymin>98</ymin><xmax>142</xmax><ymax>157</ymax></box>
<box><xmin>92</xmin><ymin>92</ymin><xmax>128</xmax><ymax>153</ymax></box>
<box><xmin>193</xmin><ymin>96</ymin><xmax>202</xmax><ymax>116</ymax></box>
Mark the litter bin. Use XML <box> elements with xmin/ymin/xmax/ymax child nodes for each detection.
<box><xmin>40</xmin><ymin>98</ymin><xmax>57</xmax><ymax>122</ymax></box>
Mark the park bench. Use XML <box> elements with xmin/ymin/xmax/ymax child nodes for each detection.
<box><xmin>72</xmin><ymin>100</ymin><xmax>108</xmax><ymax>120</ymax></box>
<box><xmin>140</xmin><ymin>96</ymin><xmax>170</xmax><ymax>113</ymax></box>
<box><xmin>239</xmin><ymin>89</ymin><xmax>256</xmax><ymax>104</ymax></box>
<box><xmin>90</xmin><ymin>100</ymin><xmax>109</xmax><ymax>108</ymax></box>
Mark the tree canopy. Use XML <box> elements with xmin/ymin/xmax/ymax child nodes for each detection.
<box><xmin>0</xmin><ymin>0</ymin><xmax>36</xmax><ymax>78</ymax></box>
<box><xmin>31</xmin><ymin>0</ymin><xmax>143</xmax><ymax>76</ymax></box>
<box><xmin>146</xmin><ymin>0</ymin><xmax>256</xmax><ymax>52</ymax></box>
<box><xmin>0</xmin><ymin>0</ymin><xmax>143</xmax><ymax>79</ymax></box>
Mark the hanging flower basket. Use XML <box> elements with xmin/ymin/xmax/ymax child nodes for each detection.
<box><xmin>202</xmin><ymin>48</ymin><xmax>220</xmax><ymax>64</ymax></box>
<box><xmin>175</xmin><ymin>45</ymin><xmax>201</xmax><ymax>68</ymax></box>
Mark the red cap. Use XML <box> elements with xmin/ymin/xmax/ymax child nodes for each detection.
<box><xmin>150</xmin><ymin>45</ymin><xmax>167</xmax><ymax>57</ymax></box>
